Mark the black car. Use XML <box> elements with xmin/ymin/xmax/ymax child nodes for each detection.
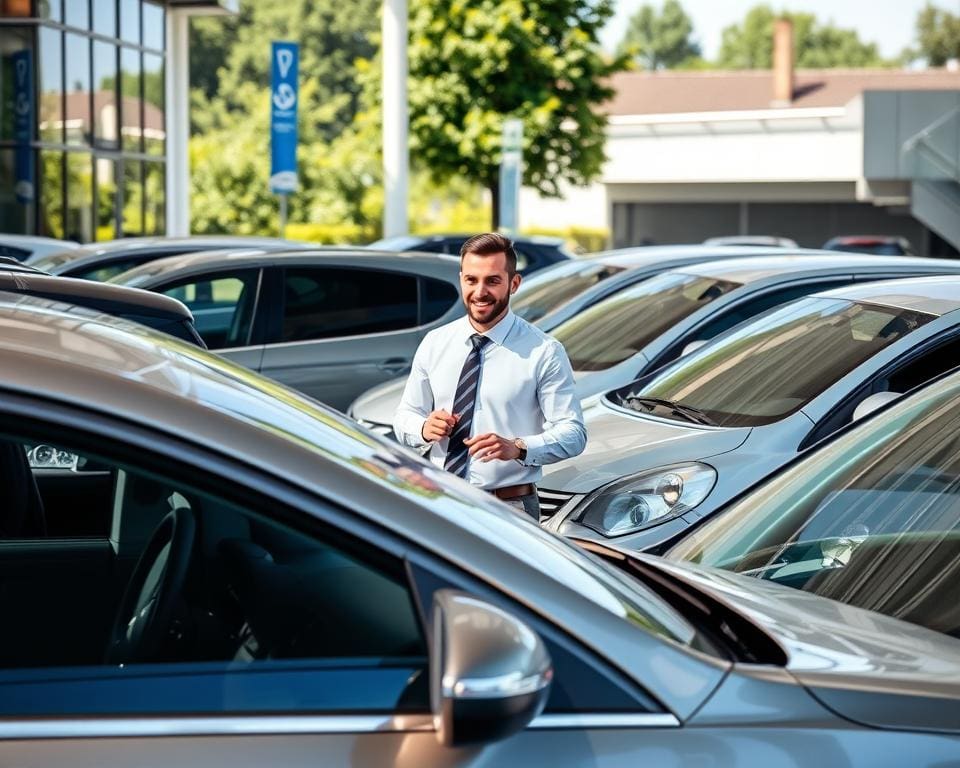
<box><xmin>369</xmin><ymin>233</ymin><xmax>576</xmax><ymax>275</ymax></box>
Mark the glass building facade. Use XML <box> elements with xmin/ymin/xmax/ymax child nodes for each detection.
<box><xmin>0</xmin><ymin>0</ymin><xmax>166</xmax><ymax>241</ymax></box>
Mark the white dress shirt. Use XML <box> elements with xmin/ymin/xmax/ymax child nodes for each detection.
<box><xmin>394</xmin><ymin>309</ymin><xmax>586</xmax><ymax>489</ymax></box>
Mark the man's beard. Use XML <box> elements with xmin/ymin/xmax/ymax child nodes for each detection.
<box><xmin>466</xmin><ymin>293</ymin><xmax>510</xmax><ymax>325</ymax></box>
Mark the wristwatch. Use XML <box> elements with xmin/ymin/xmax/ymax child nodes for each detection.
<box><xmin>514</xmin><ymin>438</ymin><xmax>527</xmax><ymax>463</ymax></box>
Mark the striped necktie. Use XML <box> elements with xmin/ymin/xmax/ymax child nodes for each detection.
<box><xmin>443</xmin><ymin>333</ymin><xmax>491</xmax><ymax>478</ymax></box>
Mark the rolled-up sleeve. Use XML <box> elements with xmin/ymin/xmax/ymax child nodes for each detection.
<box><xmin>519</xmin><ymin>340</ymin><xmax>586</xmax><ymax>466</ymax></box>
<box><xmin>393</xmin><ymin>340</ymin><xmax>433</xmax><ymax>448</ymax></box>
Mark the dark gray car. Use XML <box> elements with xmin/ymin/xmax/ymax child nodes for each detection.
<box><xmin>2</xmin><ymin>295</ymin><xmax>960</xmax><ymax>764</ymax></box>
<box><xmin>111</xmin><ymin>248</ymin><xmax>463</xmax><ymax>409</ymax></box>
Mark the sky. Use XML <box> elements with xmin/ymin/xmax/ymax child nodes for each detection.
<box><xmin>600</xmin><ymin>0</ymin><xmax>948</xmax><ymax>59</ymax></box>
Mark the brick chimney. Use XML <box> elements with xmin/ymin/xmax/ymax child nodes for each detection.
<box><xmin>772</xmin><ymin>18</ymin><xmax>794</xmax><ymax>107</ymax></box>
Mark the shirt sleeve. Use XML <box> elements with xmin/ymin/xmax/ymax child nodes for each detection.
<box><xmin>393</xmin><ymin>337</ymin><xmax>433</xmax><ymax>448</ymax></box>
<box><xmin>519</xmin><ymin>340</ymin><xmax>586</xmax><ymax>466</ymax></box>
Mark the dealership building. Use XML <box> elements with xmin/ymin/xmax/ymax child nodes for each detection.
<box><xmin>0</xmin><ymin>0</ymin><xmax>233</xmax><ymax>242</ymax></box>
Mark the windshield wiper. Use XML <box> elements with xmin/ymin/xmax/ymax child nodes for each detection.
<box><xmin>622</xmin><ymin>396</ymin><xmax>718</xmax><ymax>426</ymax></box>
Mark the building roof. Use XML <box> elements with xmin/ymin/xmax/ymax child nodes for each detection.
<box><xmin>607</xmin><ymin>68</ymin><xmax>960</xmax><ymax>117</ymax></box>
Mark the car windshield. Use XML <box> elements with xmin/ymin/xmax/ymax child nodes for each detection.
<box><xmin>512</xmin><ymin>261</ymin><xmax>626</xmax><ymax>322</ymax></box>
<box><xmin>29</xmin><ymin>248</ymin><xmax>96</xmax><ymax>271</ymax></box>
<box><xmin>667</xmin><ymin>372</ymin><xmax>960</xmax><ymax>637</ymax></box>
<box><xmin>831</xmin><ymin>243</ymin><xmax>904</xmax><ymax>256</ymax></box>
<box><xmin>553</xmin><ymin>272</ymin><xmax>741</xmax><ymax>371</ymax></box>
<box><xmin>614</xmin><ymin>297</ymin><xmax>933</xmax><ymax>427</ymax></box>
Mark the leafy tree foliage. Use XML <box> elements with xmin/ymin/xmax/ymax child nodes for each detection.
<box><xmin>406</xmin><ymin>0</ymin><xmax>630</xmax><ymax>228</ymax></box>
<box><xmin>914</xmin><ymin>3</ymin><xmax>960</xmax><ymax>66</ymax></box>
<box><xmin>717</xmin><ymin>5</ymin><xmax>886</xmax><ymax>69</ymax></box>
<box><xmin>617</xmin><ymin>0</ymin><xmax>701</xmax><ymax>70</ymax></box>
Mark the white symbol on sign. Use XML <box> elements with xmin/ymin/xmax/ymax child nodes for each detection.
<box><xmin>276</xmin><ymin>48</ymin><xmax>294</xmax><ymax>79</ymax></box>
<box><xmin>15</xmin><ymin>58</ymin><xmax>27</xmax><ymax>86</ymax></box>
<box><xmin>273</xmin><ymin>83</ymin><xmax>297</xmax><ymax>111</ymax></box>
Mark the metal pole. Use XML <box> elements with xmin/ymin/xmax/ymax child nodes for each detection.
<box><xmin>279</xmin><ymin>193</ymin><xmax>287</xmax><ymax>239</ymax></box>
<box><xmin>382</xmin><ymin>0</ymin><xmax>409</xmax><ymax>238</ymax></box>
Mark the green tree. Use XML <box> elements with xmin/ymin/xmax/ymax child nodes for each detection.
<box><xmin>914</xmin><ymin>3</ymin><xmax>960</xmax><ymax>66</ymax></box>
<box><xmin>406</xmin><ymin>0</ymin><xmax>630</xmax><ymax>229</ymax></box>
<box><xmin>617</xmin><ymin>0</ymin><xmax>701</xmax><ymax>70</ymax></box>
<box><xmin>717</xmin><ymin>5</ymin><xmax>886</xmax><ymax>69</ymax></box>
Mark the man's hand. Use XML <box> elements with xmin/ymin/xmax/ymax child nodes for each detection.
<box><xmin>464</xmin><ymin>433</ymin><xmax>521</xmax><ymax>462</ymax></box>
<box><xmin>422</xmin><ymin>409</ymin><xmax>458</xmax><ymax>442</ymax></box>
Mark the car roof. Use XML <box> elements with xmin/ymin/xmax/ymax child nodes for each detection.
<box><xmin>589</xmin><ymin>245</ymin><xmax>831</xmax><ymax>269</ymax></box>
<box><xmin>111</xmin><ymin>247</ymin><xmax>461</xmax><ymax>285</ymax></box>
<box><xmin>812</xmin><ymin>274</ymin><xmax>960</xmax><ymax>316</ymax></box>
<box><xmin>0</xmin><ymin>234</ymin><xmax>80</xmax><ymax>249</ymax></box>
<box><xmin>677</xmin><ymin>253</ymin><xmax>960</xmax><ymax>283</ymax></box>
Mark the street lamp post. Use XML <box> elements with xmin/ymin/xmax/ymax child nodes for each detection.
<box><xmin>382</xmin><ymin>0</ymin><xmax>409</xmax><ymax>239</ymax></box>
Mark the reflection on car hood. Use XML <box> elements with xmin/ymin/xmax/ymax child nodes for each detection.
<box><xmin>637</xmin><ymin>555</ymin><xmax>960</xmax><ymax>734</ymax></box>
<box><xmin>543</xmin><ymin>401</ymin><xmax>750</xmax><ymax>493</ymax></box>
<box><xmin>349</xmin><ymin>376</ymin><xmax>406</xmax><ymax>425</ymax></box>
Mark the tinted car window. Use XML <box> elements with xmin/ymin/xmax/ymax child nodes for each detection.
<box><xmin>161</xmin><ymin>269</ymin><xmax>260</xmax><ymax>349</ymax></box>
<box><xmin>513</xmin><ymin>262</ymin><xmax>625</xmax><ymax>323</ymax></box>
<box><xmin>71</xmin><ymin>257</ymin><xmax>147</xmax><ymax>281</ymax></box>
<box><xmin>0</xmin><ymin>245</ymin><xmax>29</xmax><ymax>261</ymax></box>
<box><xmin>281</xmin><ymin>267</ymin><xmax>418</xmax><ymax>342</ymax></box>
<box><xmin>420</xmin><ymin>276</ymin><xmax>459</xmax><ymax>324</ymax></box>
<box><xmin>669</xmin><ymin>376</ymin><xmax>960</xmax><ymax>637</ymax></box>
<box><xmin>629</xmin><ymin>297</ymin><xmax>933</xmax><ymax>427</ymax></box>
<box><xmin>553</xmin><ymin>272</ymin><xmax>741</xmax><ymax>371</ymax></box>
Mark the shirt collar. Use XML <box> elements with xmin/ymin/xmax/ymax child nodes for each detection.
<box><xmin>461</xmin><ymin>309</ymin><xmax>516</xmax><ymax>347</ymax></box>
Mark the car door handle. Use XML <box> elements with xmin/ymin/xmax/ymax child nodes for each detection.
<box><xmin>378</xmin><ymin>358</ymin><xmax>410</xmax><ymax>375</ymax></box>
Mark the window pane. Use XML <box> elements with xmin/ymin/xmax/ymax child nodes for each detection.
<box><xmin>144</xmin><ymin>160</ymin><xmax>163</xmax><ymax>234</ymax></box>
<box><xmin>65</xmin><ymin>34</ymin><xmax>91</xmax><ymax>146</ymax></box>
<box><xmin>93</xmin><ymin>41</ymin><xmax>118</xmax><ymax>148</ymax></box>
<box><xmin>421</xmin><ymin>276</ymin><xmax>458</xmax><ymax>323</ymax></box>
<box><xmin>119</xmin><ymin>0</ymin><xmax>139</xmax><ymax>44</ymax></box>
<box><xmin>64</xmin><ymin>0</ymin><xmax>89</xmax><ymax>29</ymax></box>
<box><xmin>92</xmin><ymin>0</ymin><xmax>116</xmax><ymax>37</ymax></box>
<box><xmin>38</xmin><ymin>0</ymin><xmax>63</xmax><ymax>22</ymax></box>
<box><xmin>96</xmin><ymin>156</ymin><xmax>118</xmax><ymax>240</ymax></box>
<box><xmin>38</xmin><ymin>26</ymin><xmax>63</xmax><ymax>143</ymax></box>
<box><xmin>121</xmin><ymin>158</ymin><xmax>142</xmax><ymax>236</ymax></box>
<box><xmin>0</xmin><ymin>149</ymin><xmax>33</xmax><ymax>234</ymax></box>
<box><xmin>65</xmin><ymin>151</ymin><xmax>93</xmax><ymax>242</ymax></box>
<box><xmin>282</xmin><ymin>268</ymin><xmax>419</xmax><ymax>342</ymax></box>
<box><xmin>142</xmin><ymin>0</ymin><xmax>164</xmax><ymax>51</ymax></box>
<box><xmin>119</xmin><ymin>47</ymin><xmax>141</xmax><ymax>152</ymax></box>
<box><xmin>39</xmin><ymin>150</ymin><xmax>64</xmax><ymax>238</ymax></box>
<box><xmin>142</xmin><ymin>52</ymin><xmax>163</xmax><ymax>156</ymax></box>
<box><xmin>162</xmin><ymin>270</ymin><xmax>260</xmax><ymax>349</ymax></box>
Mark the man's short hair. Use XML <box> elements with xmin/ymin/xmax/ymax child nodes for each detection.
<box><xmin>459</xmin><ymin>233</ymin><xmax>518</xmax><ymax>275</ymax></box>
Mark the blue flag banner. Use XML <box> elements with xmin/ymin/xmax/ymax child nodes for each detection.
<box><xmin>270</xmin><ymin>41</ymin><xmax>299</xmax><ymax>194</ymax></box>
<box><xmin>12</xmin><ymin>49</ymin><xmax>35</xmax><ymax>204</ymax></box>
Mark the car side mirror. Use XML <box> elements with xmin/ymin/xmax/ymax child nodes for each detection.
<box><xmin>852</xmin><ymin>391</ymin><xmax>901</xmax><ymax>421</ymax></box>
<box><xmin>431</xmin><ymin>590</ymin><xmax>552</xmax><ymax>747</ymax></box>
<box><xmin>681</xmin><ymin>339</ymin><xmax>708</xmax><ymax>357</ymax></box>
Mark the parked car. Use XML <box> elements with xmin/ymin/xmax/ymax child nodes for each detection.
<box><xmin>515</xmin><ymin>244</ymin><xmax>830</xmax><ymax>329</ymax></box>
<box><xmin>0</xmin><ymin>234</ymin><xmax>79</xmax><ymax>262</ymax></box>
<box><xmin>26</xmin><ymin>236</ymin><xmax>315</xmax><ymax>282</ymax></box>
<box><xmin>703</xmin><ymin>235</ymin><xmax>798</xmax><ymax>248</ymax></box>
<box><xmin>110</xmin><ymin>248</ymin><xmax>463</xmax><ymax>410</ymax></box>
<box><xmin>823</xmin><ymin>235</ymin><xmax>914</xmax><ymax>256</ymax></box>
<box><xmin>553</xmin><ymin>254</ymin><xmax>960</xmax><ymax>400</ymax></box>
<box><xmin>0</xmin><ymin>258</ymin><xmax>202</xmax><ymax>347</ymax></box>
<box><xmin>3</xmin><ymin>296</ymin><xmax>960</xmax><ymax>764</ymax></box>
<box><xmin>369</xmin><ymin>233</ymin><xmax>575</xmax><ymax>275</ymax></box>
<box><xmin>541</xmin><ymin>276</ymin><xmax>960</xmax><ymax>554</ymax></box>
<box><xmin>666</xmin><ymin>365</ymin><xmax>960</xmax><ymax>639</ymax></box>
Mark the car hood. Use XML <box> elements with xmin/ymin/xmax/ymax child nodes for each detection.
<box><xmin>636</xmin><ymin>554</ymin><xmax>960</xmax><ymax>734</ymax></box>
<box><xmin>542</xmin><ymin>401</ymin><xmax>750</xmax><ymax>493</ymax></box>
<box><xmin>349</xmin><ymin>376</ymin><xmax>406</xmax><ymax>424</ymax></box>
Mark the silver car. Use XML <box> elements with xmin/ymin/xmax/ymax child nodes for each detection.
<box><xmin>2</xmin><ymin>294</ymin><xmax>960</xmax><ymax>764</ymax></box>
<box><xmin>542</xmin><ymin>276</ymin><xmax>960</xmax><ymax>554</ymax></box>
<box><xmin>555</xmin><ymin>253</ymin><xmax>960</xmax><ymax>399</ymax></box>
<box><xmin>110</xmin><ymin>248</ymin><xmax>462</xmax><ymax>410</ymax></box>
<box><xmin>666</xmin><ymin>365</ymin><xmax>960</xmax><ymax>639</ymax></box>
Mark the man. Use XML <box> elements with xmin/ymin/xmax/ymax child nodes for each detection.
<box><xmin>394</xmin><ymin>232</ymin><xmax>586</xmax><ymax>519</ymax></box>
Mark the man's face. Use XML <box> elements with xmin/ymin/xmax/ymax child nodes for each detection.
<box><xmin>460</xmin><ymin>251</ymin><xmax>522</xmax><ymax>329</ymax></box>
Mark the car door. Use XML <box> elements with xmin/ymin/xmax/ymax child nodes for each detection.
<box><xmin>258</xmin><ymin>265</ymin><xmax>422</xmax><ymax>411</ymax></box>
<box><xmin>154</xmin><ymin>267</ymin><xmax>266</xmax><ymax>372</ymax></box>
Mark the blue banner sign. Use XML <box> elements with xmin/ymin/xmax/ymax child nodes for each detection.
<box><xmin>270</xmin><ymin>41</ymin><xmax>299</xmax><ymax>194</ymax></box>
<box><xmin>12</xmin><ymin>49</ymin><xmax>35</xmax><ymax>203</ymax></box>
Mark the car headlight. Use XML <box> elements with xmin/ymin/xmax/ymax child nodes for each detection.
<box><xmin>578</xmin><ymin>463</ymin><xmax>717</xmax><ymax>537</ymax></box>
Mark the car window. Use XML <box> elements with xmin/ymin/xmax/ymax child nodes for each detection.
<box><xmin>160</xmin><ymin>269</ymin><xmax>260</xmax><ymax>349</ymax></box>
<box><xmin>624</xmin><ymin>297</ymin><xmax>934</xmax><ymax>427</ymax></box>
<box><xmin>512</xmin><ymin>262</ymin><xmax>625</xmax><ymax>323</ymax></box>
<box><xmin>0</xmin><ymin>245</ymin><xmax>29</xmax><ymax>261</ymax></box>
<box><xmin>281</xmin><ymin>267</ymin><xmax>418</xmax><ymax>342</ymax></box>
<box><xmin>553</xmin><ymin>272</ymin><xmax>741</xmax><ymax>371</ymax></box>
<box><xmin>669</xmin><ymin>375</ymin><xmax>960</xmax><ymax>637</ymax></box>
<box><xmin>71</xmin><ymin>257</ymin><xmax>149</xmax><ymax>281</ymax></box>
<box><xmin>0</xmin><ymin>433</ymin><xmax>427</xmax><ymax>716</ymax></box>
<box><xmin>420</xmin><ymin>276</ymin><xmax>459</xmax><ymax>324</ymax></box>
